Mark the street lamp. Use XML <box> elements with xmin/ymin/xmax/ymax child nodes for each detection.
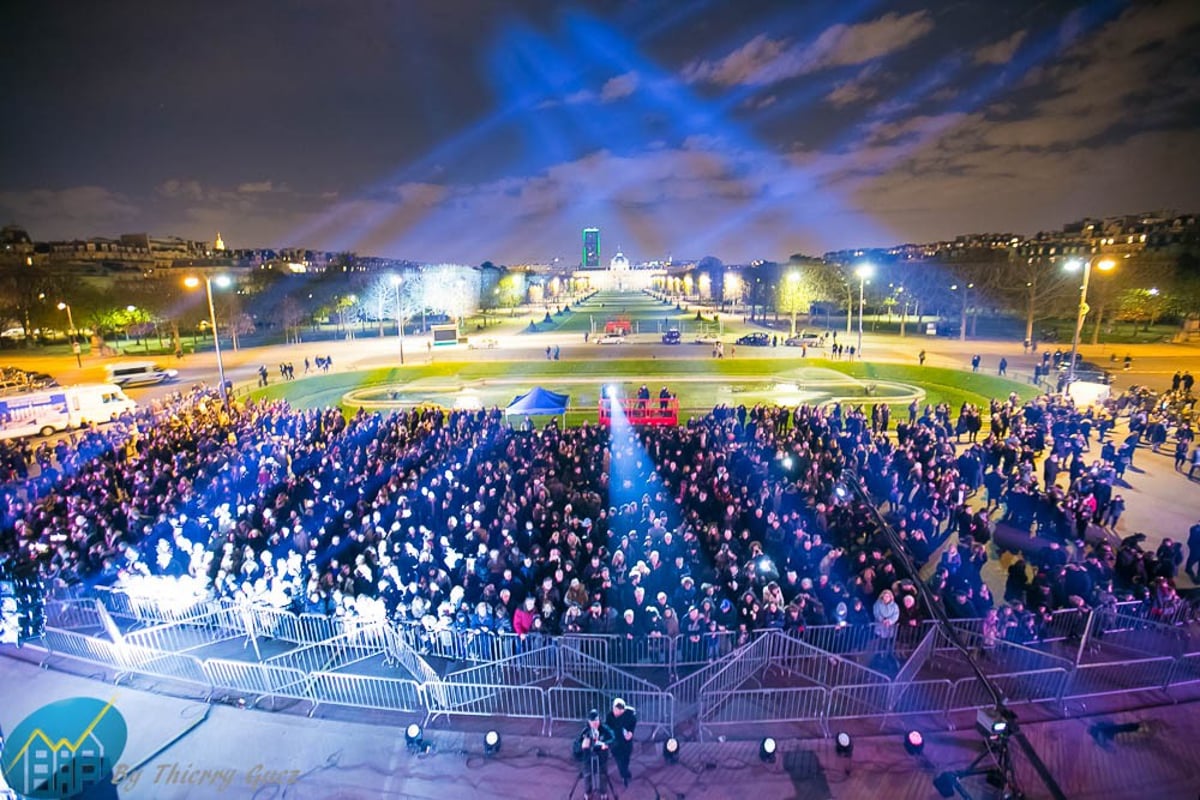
<box><xmin>786</xmin><ymin>271</ymin><xmax>800</xmax><ymax>336</ymax></box>
<box><xmin>950</xmin><ymin>282</ymin><xmax>974</xmax><ymax>341</ymax></box>
<box><xmin>389</xmin><ymin>274</ymin><xmax>405</xmax><ymax>365</ymax></box>
<box><xmin>854</xmin><ymin>264</ymin><xmax>873</xmax><ymax>357</ymax></box>
<box><xmin>56</xmin><ymin>301</ymin><xmax>80</xmax><ymax>367</ymax></box>
<box><xmin>184</xmin><ymin>275</ymin><xmax>232</xmax><ymax>406</ymax></box>
<box><xmin>1064</xmin><ymin>257</ymin><xmax>1116</xmax><ymax>388</ymax></box>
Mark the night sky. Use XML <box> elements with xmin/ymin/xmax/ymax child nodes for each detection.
<box><xmin>2</xmin><ymin>0</ymin><xmax>1198</xmax><ymax>264</ymax></box>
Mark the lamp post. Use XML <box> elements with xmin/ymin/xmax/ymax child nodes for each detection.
<box><xmin>390</xmin><ymin>274</ymin><xmax>405</xmax><ymax>365</ymax></box>
<box><xmin>786</xmin><ymin>271</ymin><xmax>800</xmax><ymax>337</ymax></box>
<box><xmin>855</xmin><ymin>264</ymin><xmax>873</xmax><ymax>357</ymax></box>
<box><xmin>184</xmin><ymin>275</ymin><xmax>231</xmax><ymax>406</ymax></box>
<box><xmin>1065</xmin><ymin>257</ymin><xmax>1115</xmax><ymax>388</ymax></box>
<box><xmin>950</xmin><ymin>282</ymin><xmax>973</xmax><ymax>341</ymax></box>
<box><xmin>57</xmin><ymin>302</ymin><xmax>80</xmax><ymax>367</ymax></box>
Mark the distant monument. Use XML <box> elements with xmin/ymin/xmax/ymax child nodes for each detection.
<box><xmin>582</xmin><ymin>227</ymin><xmax>600</xmax><ymax>269</ymax></box>
<box><xmin>214</xmin><ymin>232</ymin><xmax>226</xmax><ymax>251</ymax></box>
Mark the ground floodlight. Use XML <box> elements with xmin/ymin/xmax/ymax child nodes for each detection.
<box><xmin>605</xmin><ymin>384</ymin><xmax>617</xmax><ymax>399</ymax></box>
<box><xmin>406</xmin><ymin>723</ymin><xmax>424</xmax><ymax>751</ymax></box>
<box><xmin>663</xmin><ymin>737</ymin><xmax>679</xmax><ymax>763</ymax></box>
<box><xmin>904</xmin><ymin>730</ymin><xmax>924</xmax><ymax>756</ymax></box>
<box><xmin>759</xmin><ymin>737</ymin><xmax>777</xmax><ymax>763</ymax></box>
<box><xmin>933</xmin><ymin>771</ymin><xmax>958</xmax><ymax>798</ymax></box>
<box><xmin>834</xmin><ymin>483</ymin><xmax>848</xmax><ymax>500</ymax></box>
<box><xmin>484</xmin><ymin>729</ymin><xmax>501</xmax><ymax>756</ymax></box>
<box><xmin>782</xmin><ymin>456</ymin><xmax>794</xmax><ymax>470</ymax></box>
<box><xmin>835</xmin><ymin>732</ymin><xmax>853</xmax><ymax>757</ymax></box>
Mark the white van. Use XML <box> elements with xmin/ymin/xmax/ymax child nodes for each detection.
<box><xmin>0</xmin><ymin>383</ymin><xmax>137</xmax><ymax>439</ymax></box>
<box><xmin>105</xmin><ymin>361</ymin><xmax>178</xmax><ymax>387</ymax></box>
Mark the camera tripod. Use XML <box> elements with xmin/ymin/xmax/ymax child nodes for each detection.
<box><xmin>937</xmin><ymin>733</ymin><xmax>1023</xmax><ymax>800</ymax></box>
<box><xmin>567</xmin><ymin>749</ymin><xmax>620</xmax><ymax>800</ymax></box>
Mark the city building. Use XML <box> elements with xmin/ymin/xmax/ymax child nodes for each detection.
<box><xmin>582</xmin><ymin>227</ymin><xmax>600</xmax><ymax>269</ymax></box>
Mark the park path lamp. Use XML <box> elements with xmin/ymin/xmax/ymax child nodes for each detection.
<box><xmin>1064</xmin><ymin>257</ymin><xmax>1115</xmax><ymax>388</ymax></box>
<box><xmin>855</xmin><ymin>264</ymin><xmax>873</xmax><ymax>357</ymax></box>
<box><xmin>57</xmin><ymin>302</ymin><xmax>80</xmax><ymax>367</ymax></box>
<box><xmin>184</xmin><ymin>275</ymin><xmax>232</xmax><ymax>407</ymax></box>
<box><xmin>950</xmin><ymin>283</ymin><xmax>974</xmax><ymax>341</ymax></box>
<box><xmin>896</xmin><ymin>287</ymin><xmax>907</xmax><ymax>337</ymax></box>
<box><xmin>389</xmin><ymin>274</ymin><xmax>406</xmax><ymax>365</ymax></box>
<box><xmin>786</xmin><ymin>271</ymin><xmax>800</xmax><ymax>337</ymax></box>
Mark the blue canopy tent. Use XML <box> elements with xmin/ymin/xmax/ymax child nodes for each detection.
<box><xmin>505</xmin><ymin>386</ymin><xmax>569</xmax><ymax>420</ymax></box>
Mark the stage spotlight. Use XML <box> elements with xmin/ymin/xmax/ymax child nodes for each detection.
<box><xmin>405</xmin><ymin>723</ymin><xmax>424</xmax><ymax>752</ymax></box>
<box><xmin>903</xmin><ymin>730</ymin><xmax>924</xmax><ymax>756</ymax></box>
<box><xmin>604</xmin><ymin>384</ymin><xmax>617</xmax><ymax>399</ymax></box>
<box><xmin>662</xmin><ymin>737</ymin><xmax>679</xmax><ymax>763</ymax></box>
<box><xmin>484</xmin><ymin>730</ymin><xmax>501</xmax><ymax>756</ymax></box>
<box><xmin>759</xmin><ymin>737</ymin><xmax>777</xmax><ymax>763</ymax></box>
<box><xmin>835</xmin><ymin>732</ymin><xmax>853</xmax><ymax>758</ymax></box>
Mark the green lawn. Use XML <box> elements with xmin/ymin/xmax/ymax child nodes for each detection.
<box><xmin>249</xmin><ymin>356</ymin><xmax>1037</xmax><ymax>422</ymax></box>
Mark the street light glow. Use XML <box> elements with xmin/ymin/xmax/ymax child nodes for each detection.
<box><xmin>854</xmin><ymin>263</ymin><xmax>874</xmax><ymax>280</ymax></box>
<box><xmin>1097</xmin><ymin>258</ymin><xmax>1116</xmax><ymax>271</ymax></box>
<box><xmin>183</xmin><ymin>276</ymin><xmax>201</xmax><ymax>288</ymax></box>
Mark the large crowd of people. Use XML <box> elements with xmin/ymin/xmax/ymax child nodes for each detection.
<box><xmin>0</xmin><ymin>374</ymin><xmax>1196</xmax><ymax>660</ymax></box>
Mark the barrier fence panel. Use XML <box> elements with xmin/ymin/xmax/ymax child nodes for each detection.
<box><xmin>307</xmin><ymin>672</ymin><xmax>424</xmax><ymax>713</ymax></box>
<box><xmin>948</xmin><ymin>668</ymin><xmax>1071</xmax><ymax>711</ymax></box>
<box><xmin>44</xmin><ymin>600</ymin><xmax>103</xmax><ymax>632</ymax></box>
<box><xmin>761</xmin><ymin>631</ymin><xmax>890</xmax><ymax>689</ymax></box>
<box><xmin>264</xmin><ymin>637</ymin><xmax>352</xmax><ymax>675</ymax></box>
<box><xmin>117</xmin><ymin>643</ymin><xmax>209</xmax><ymax>688</ymax></box>
<box><xmin>203</xmin><ymin>659</ymin><xmax>276</xmax><ymax>695</ymax></box>
<box><xmin>672</xmin><ymin>630</ymin><xmax>740</xmax><ymax>669</ymax></box>
<box><xmin>297</xmin><ymin>614</ymin><xmax>343</xmax><ymax>644</ymax></box>
<box><xmin>122</xmin><ymin>612</ymin><xmax>243</xmax><ymax>655</ymax></box>
<box><xmin>559</xmin><ymin>634</ymin><xmax>612</xmax><ymax>666</ymax></box>
<box><xmin>444</xmin><ymin>645</ymin><xmax>559</xmax><ymax>687</ymax></box>
<box><xmin>426</xmin><ymin>681</ymin><xmax>547</xmax><ymax>722</ymax></box>
<box><xmin>1167</xmin><ymin>652</ymin><xmax>1200</xmax><ymax>688</ymax></box>
<box><xmin>888</xmin><ymin>628</ymin><xmax>937</xmax><ymax>710</ymax></box>
<box><xmin>799</xmin><ymin>624</ymin><xmax>879</xmax><ymax>657</ymax></box>
<box><xmin>41</xmin><ymin>628</ymin><xmax>125</xmax><ymax>670</ymax></box>
<box><xmin>697</xmin><ymin>635</ymin><xmax>776</xmax><ymax>700</ymax></box>
<box><xmin>667</xmin><ymin>646</ymin><xmax>745</xmax><ymax>708</ymax></box>
<box><xmin>1065</xmin><ymin>657</ymin><xmax>1176</xmax><ymax>699</ymax></box>
<box><xmin>826</xmin><ymin>683</ymin><xmax>892</xmax><ymax>721</ymax></box>
<box><xmin>546</xmin><ymin>687</ymin><xmax>674</xmax><ymax>737</ymax></box>
<box><xmin>699</xmin><ymin>686</ymin><xmax>827</xmax><ymax>735</ymax></box>
<box><xmin>557</xmin><ymin>647</ymin><xmax>664</xmax><ymax>699</ymax></box>
<box><xmin>888</xmin><ymin>679</ymin><xmax>953</xmax><ymax>717</ymax></box>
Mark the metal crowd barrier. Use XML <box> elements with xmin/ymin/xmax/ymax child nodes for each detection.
<box><xmin>545</xmin><ymin>686</ymin><xmax>674</xmax><ymax>738</ymax></box>
<box><xmin>307</xmin><ymin>671</ymin><xmax>423</xmax><ymax>714</ymax></box>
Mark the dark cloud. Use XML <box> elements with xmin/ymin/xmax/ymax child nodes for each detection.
<box><xmin>0</xmin><ymin>1</ymin><xmax>1197</xmax><ymax>261</ymax></box>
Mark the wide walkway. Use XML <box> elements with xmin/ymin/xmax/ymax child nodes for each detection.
<box><xmin>1</xmin><ymin>652</ymin><xmax>1198</xmax><ymax>799</ymax></box>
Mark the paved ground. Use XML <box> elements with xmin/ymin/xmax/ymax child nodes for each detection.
<box><xmin>2</xmin><ymin>653</ymin><xmax>1199</xmax><ymax>800</ymax></box>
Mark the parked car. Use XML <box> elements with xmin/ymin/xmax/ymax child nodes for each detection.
<box><xmin>693</xmin><ymin>333</ymin><xmax>721</xmax><ymax>345</ymax></box>
<box><xmin>468</xmin><ymin>337</ymin><xmax>499</xmax><ymax>349</ymax></box>
<box><xmin>661</xmin><ymin>329</ymin><xmax>682</xmax><ymax>344</ymax></box>
<box><xmin>784</xmin><ymin>331</ymin><xmax>828</xmax><ymax>347</ymax></box>
<box><xmin>597</xmin><ymin>333</ymin><xmax>626</xmax><ymax>345</ymax></box>
<box><xmin>736</xmin><ymin>333</ymin><xmax>771</xmax><ymax>347</ymax></box>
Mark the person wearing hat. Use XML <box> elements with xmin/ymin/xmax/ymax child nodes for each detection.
<box><xmin>605</xmin><ymin>697</ymin><xmax>638</xmax><ymax>787</ymax></box>
<box><xmin>573</xmin><ymin>708</ymin><xmax>615</xmax><ymax>795</ymax></box>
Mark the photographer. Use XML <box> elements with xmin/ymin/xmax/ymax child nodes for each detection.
<box><xmin>572</xmin><ymin>709</ymin><xmax>615</xmax><ymax>796</ymax></box>
<box><xmin>605</xmin><ymin>698</ymin><xmax>638</xmax><ymax>787</ymax></box>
